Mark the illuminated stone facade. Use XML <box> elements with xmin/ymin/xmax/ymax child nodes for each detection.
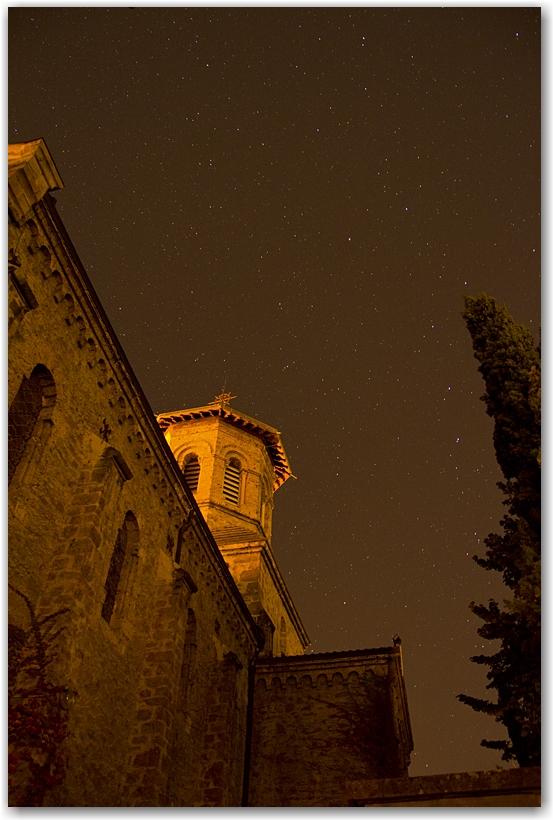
<box><xmin>8</xmin><ymin>140</ymin><xmax>412</xmax><ymax>807</ymax></box>
<box><xmin>158</xmin><ymin>405</ymin><xmax>308</xmax><ymax>657</ymax></box>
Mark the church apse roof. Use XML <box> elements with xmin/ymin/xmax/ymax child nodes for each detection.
<box><xmin>156</xmin><ymin>400</ymin><xmax>294</xmax><ymax>489</ymax></box>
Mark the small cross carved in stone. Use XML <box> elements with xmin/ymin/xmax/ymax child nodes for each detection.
<box><xmin>100</xmin><ymin>418</ymin><xmax>112</xmax><ymax>442</ymax></box>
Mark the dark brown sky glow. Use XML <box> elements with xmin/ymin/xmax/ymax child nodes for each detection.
<box><xmin>9</xmin><ymin>7</ymin><xmax>540</xmax><ymax>776</ymax></box>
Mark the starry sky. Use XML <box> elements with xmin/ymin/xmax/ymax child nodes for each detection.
<box><xmin>9</xmin><ymin>6</ymin><xmax>541</xmax><ymax>777</ymax></box>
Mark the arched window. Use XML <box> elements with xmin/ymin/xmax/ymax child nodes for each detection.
<box><xmin>223</xmin><ymin>458</ymin><xmax>241</xmax><ymax>505</ymax></box>
<box><xmin>102</xmin><ymin>512</ymin><xmax>139</xmax><ymax>625</ymax></box>
<box><xmin>183</xmin><ymin>454</ymin><xmax>200</xmax><ymax>493</ymax></box>
<box><xmin>8</xmin><ymin>365</ymin><xmax>56</xmax><ymax>484</ymax></box>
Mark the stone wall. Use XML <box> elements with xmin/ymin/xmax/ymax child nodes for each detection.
<box><xmin>248</xmin><ymin>648</ymin><xmax>412</xmax><ymax>806</ymax></box>
<box><xmin>347</xmin><ymin>767</ymin><xmax>541</xmax><ymax>807</ymax></box>
<box><xmin>161</xmin><ymin>410</ymin><xmax>309</xmax><ymax>657</ymax></box>
<box><xmin>164</xmin><ymin>415</ymin><xmax>276</xmax><ymax>537</ymax></box>
<box><xmin>219</xmin><ymin>543</ymin><xmax>308</xmax><ymax>657</ymax></box>
<box><xmin>8</xmin><ymin>141</ymin><xmax>261</xmax><ymax>807</ymax></box>
<box><xmin>8</xmin><ymin>140</ymin><xmax>416</xmax><ymax>808</ymax></box>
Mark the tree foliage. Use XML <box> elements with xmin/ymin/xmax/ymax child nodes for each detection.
<box><xmin>458</xmin><ymin>294</ymin><xmax>540</xmax><ymax>767</ymax></box>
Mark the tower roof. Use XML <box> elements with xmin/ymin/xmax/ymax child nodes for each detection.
<box><xmin>156</xmin><ymin>404</ymin><xmax>294</xmax><ymax>489</ymax></box>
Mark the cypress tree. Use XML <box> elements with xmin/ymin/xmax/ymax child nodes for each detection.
<box><xmin>458</xmin><ymin>293</ymin><xmax>540</xmax><ymax>767</ymax></box>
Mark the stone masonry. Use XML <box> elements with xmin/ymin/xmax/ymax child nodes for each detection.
<box><xmin>248</xmin><ymin>648</ymin><xmax>412</xmax><ymax>806</ymax></box>
<box><xmin>8</xmin><ymin>140</ymin><xmax>260</xmax><ymax>806</ymax></box>
<box><xmin>9</xmin><ymin>139</ymin><xmax>420</xmax><ymax>807</ymax></box>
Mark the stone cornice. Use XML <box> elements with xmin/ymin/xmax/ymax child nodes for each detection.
<box><xmin>256</xmin><ymin>646</ymin><xmax>400</xmax><ymax>677</ymax></box>
<box><xmin>8</xmin><ymin>139</ymin><xmax>64</xmax><ymax>225</ymax></box>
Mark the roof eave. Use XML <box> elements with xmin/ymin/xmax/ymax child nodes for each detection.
<box><xmin>156</xmin><ymin>404</ymin><xmax>293</xmax><ymax>489</ymax></box>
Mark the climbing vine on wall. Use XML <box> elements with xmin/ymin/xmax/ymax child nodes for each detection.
<box><xmin>342</xmin><ymin>670</ymin><xmax>400</xmax><ymax>776</ymax></box>
<box><xmin>8</xmin><ymin>585</ymin><xmax>71</xmax><ymax>807</ymax></box>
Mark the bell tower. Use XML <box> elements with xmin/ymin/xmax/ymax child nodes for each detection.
<box><xmin>157</xmin><ymin>393</ymin><xmax>309</xmax><ymax>657</ymax></box>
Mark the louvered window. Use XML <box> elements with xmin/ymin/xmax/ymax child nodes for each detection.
<box><xmin>223</xmin><ymin>459</ymin><xmax>241</xmax><ymax>505</ymax></box>
<box><xmin>183</xmin><ymin>455</ymin><xmax>200</xmax><ymax>492</ymax></box>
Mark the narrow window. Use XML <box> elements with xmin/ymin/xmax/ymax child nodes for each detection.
<box><xmin>260</xmin><ymin>479</ymin><xmax>272</xmax><ymax>531</ymax></box>
<box><xmin>102</xmin><ymin>512</ymin><xmax>139</xmax><ymax>625</ymax></box>
<box><xmin>280</xmin><ymin>617</ymin><xmax>287</xmax><ymax>656</ymax></box>
<box><xmin>8</xmin><ymin>365</ymin><xmax>56</xmax><ymax>484</ymax></box>
<box><xmin>181</xmin><ymin>609</ymin><xmax>197</xmax><ymax>706</ymax></box>
<box><xmin>223</xmin><ymin>458</ymin><xmax>241</xmax><ymax>505</ymax></box>
<box><xmin>183</xmin><ymin>454</ymin><xmax>200</xmax><ymax>493</ymax></box>
<box><xmin>175</xmin><ymin>518</ymin><xmax>189</xmax><ymax>566</ymax></box>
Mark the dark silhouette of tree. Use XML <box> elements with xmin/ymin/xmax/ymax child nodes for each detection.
<box><xmin>458</xmin><ymin>293</ymin><xmax>540</xmax><ymax>767</ymax></box>
<box><xmin>8</xmin><ymin>586</ymin><xmax>71</xmax><ymax>806</ymax></box>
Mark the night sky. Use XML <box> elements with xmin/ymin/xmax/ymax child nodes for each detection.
<box><xmin>9</xmin><ymin>7</ymin><xmax>540</xmax><ymax>777</ymax></box>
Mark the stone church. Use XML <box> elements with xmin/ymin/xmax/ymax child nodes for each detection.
<box><xmin>8</xmin><ymin>138</ymin><xmax>414</xmax><ymax>806</ymax></box>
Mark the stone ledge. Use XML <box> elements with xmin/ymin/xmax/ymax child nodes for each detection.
<box><xmin>347</xmin><ymin>767</ymin><xmax>541</xmax><ymax>807</ymax></box>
